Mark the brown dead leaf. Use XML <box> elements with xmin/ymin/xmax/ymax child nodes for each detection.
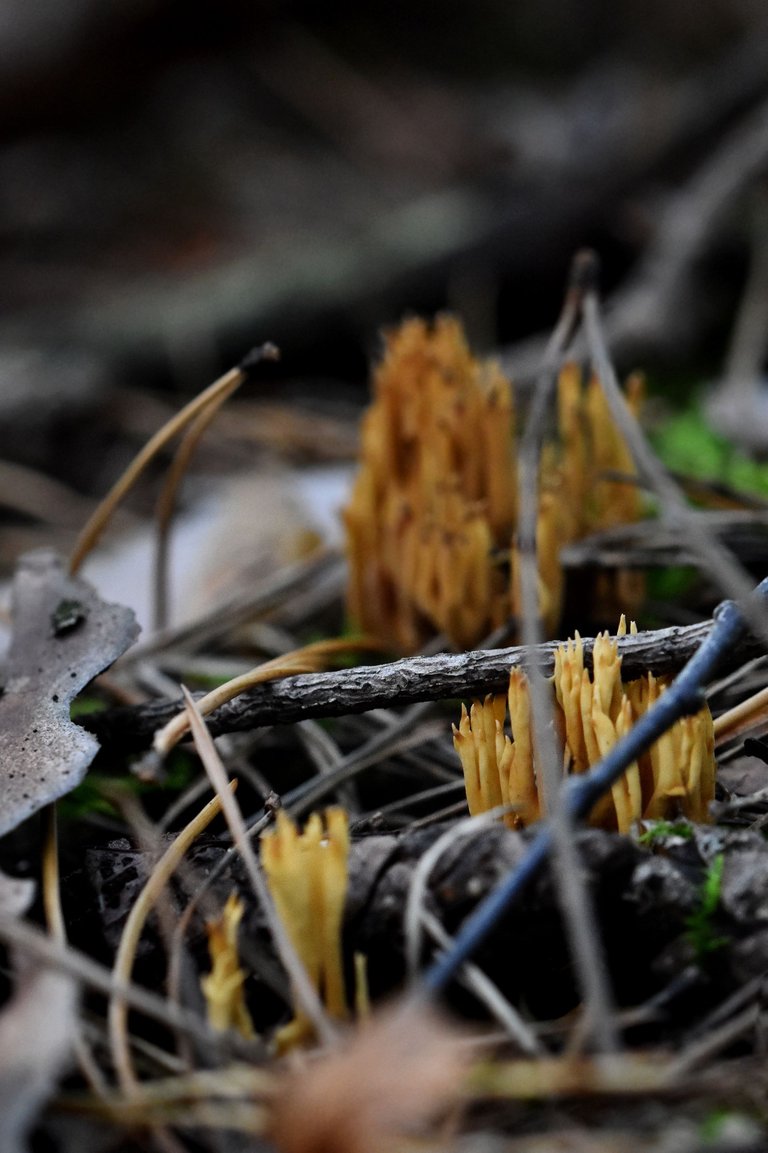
<box><xmin>268</xmin><ymin>1004</ymin><xmax>469</xmax><ymax>1153</ymax></box>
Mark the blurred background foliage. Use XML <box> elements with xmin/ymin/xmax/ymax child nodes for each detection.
<box><xmin>2</xmin><ymin>0</ymin><xmax>768</xmax><ymax>552</ymax></box>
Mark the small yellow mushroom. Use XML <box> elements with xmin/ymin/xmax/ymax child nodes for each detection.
<box><xmin>585</xmin><ymin>371</ymin><xmax>644</xmax><ymax>532</ymax></box>
<box><xmin>201</xmin><ymin>892</ymin><xmax>256</xmax><ymax>1039</ymax></box>
<box><xmin>261</xmin><ymin>808</ymin><xmax>350</xmax><ymax>1049</ymax></box>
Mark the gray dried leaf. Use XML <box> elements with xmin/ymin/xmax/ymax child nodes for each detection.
<box><xmin>0</xmin><ymin>548</ymin><xmax>139</xmax><ymax>838</ymax></box>
<box><xmin>0</xmin><ymin>865</ymin><xmax>76</xmax><ymax>1153</ymax></box>
<box><xmin>0</xmin><ymin>964</ymin><xmax>77</xmax><ymax>1153</ymax></box>
<box><xmin>0</xmin><ymin>868</ymin><xmax>34</xmax><ymax>919</ymax></box>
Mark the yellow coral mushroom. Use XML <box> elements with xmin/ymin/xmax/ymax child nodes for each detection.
<box><xmin>509</xmin><ymin>364</ymin><xmax>645</xmax><ymax>632</ymax></box>
<box><xmin>201</xmin><ymin>892</ymin><xmax>256</xmax><ymax>1039</ymax></box>
<box><xmin>345</xmin><ymin>314</ymin><xmax>645</xmax><ymax>652</ymax></box>
<box><xmin>344</xmin><ymin>316</ymin><xmax>517</xmax><ymax>651</ymax></box>
<box><xmin>454</xmin><ymin>618</ymin><xmax>716</xmax><ymax>834</ymax></box>
<box><xmin>260</xmin><ymin>807</ymin><xmax>350</xmax><ymax>1049</ymax></box>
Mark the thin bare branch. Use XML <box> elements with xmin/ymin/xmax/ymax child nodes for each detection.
<box><xmin>82</xmin><ymin>614</ymin><xmax>764</xmax><ymax>751</ymax></box>
<box><xmin>517</xmin><ymin>251</ymin><xmax>619</xmax><ymax>1054</ymax></box>
<box><xmin>153</xmin><ymin>638</ymin><xmax>376</xmax><ymax>757</ymax></box>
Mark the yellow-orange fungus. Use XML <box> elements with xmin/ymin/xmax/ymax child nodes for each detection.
<box><xmin>345</xmin><ymin>315</ymin><xmax>645</xmax><ymax>651</ymax></box>
<box><xmin>454</xmin><ymin>619</ymin><xmax>715</xmax><ymax>833</ymax></box>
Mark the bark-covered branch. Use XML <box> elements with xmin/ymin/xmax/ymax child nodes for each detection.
<box><xmin>83</xmin><ymin>613</ymin><xmax>764</xmax><ymax>752</ymax></box>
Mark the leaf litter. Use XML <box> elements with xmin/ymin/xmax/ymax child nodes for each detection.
<box><xmin>7</xmin><ymin>304</ymin><xmax>768</xmax><ymax>1153</ymax></box>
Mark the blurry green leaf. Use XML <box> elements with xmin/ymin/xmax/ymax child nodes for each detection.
<box><xmin>685</xmin><ymin>853</ymin><xmax>729</xmax><ymax>960</ymax></box>
<box><xmin>652</xmin><ymin>403</ymin><xmax>768</xmax><ymax>496</ymax></box>
<box><xmin>647</xmin><ymin>566</ymin><xmax>697</xmax><ymax>602</ymax></box>
<box><xmin>60</xmin><ymin>749</ymin><xmax>196</xmax><ymax>820</ymax></box>
<box><xmin>69</xmin><ymin>695</ymin><xmax>108</xmax><ymax>718</ymax></box>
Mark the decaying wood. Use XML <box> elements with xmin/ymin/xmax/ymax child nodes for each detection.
<box><xmin>83</xmin><ymin>613</ymin><xmax>765</xmax><ymax>751</ymax></box>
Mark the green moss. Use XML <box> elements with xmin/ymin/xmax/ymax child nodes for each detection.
<box><xmin>698</xmin><ymin>1109</ymin><xmax>760</xmax><ymax>1144</ymax></box>
<box><xmin>637</xmin><ymin>819</ymin><xmax>694</xmax><ymax>846</ymax></box>
<box><xmin>58</xmin><ymin>749</ymin><xmax>196</xmax><ymax>820</ymax></box>
<box><xmin>685</xmin><ymin>853</ymin><xmax>729</xmax><ymax>961</ymax></box>
<box><xmin>69</xmin><ymin>695</ymin><xmax>108</xmax><ymax>718</ymax></box>
<box><xmin>652</xmin><ymin>404</ymin><xmax>768</xmax><ymax>496</ymax></box>
<box><xmin>646</xmin><ymin>567</ymin><xmax>697</xmax><ymax>602</ymax></box>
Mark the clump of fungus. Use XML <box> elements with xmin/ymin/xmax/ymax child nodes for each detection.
<box><xmin>344</xmin><ymin>316</ymin><xmax>516</xmax><ymax>651</ymax></box>
<box><xmin>453</xmin><ymin>618</ymin><xmax>715</xmax><ymax>834</ymax></box>
<box><xmin>344</xmin><ymin>315</ymin><xmax>645</xmax><ymax>652</ymax></box>
<box><xmin>261</xmin><ymin>807</ymin><xmax>350</xmax><ymax>1049</ymax></box>
<box><xmin>201</xmin><ymin>892</ymin><xmax>256</xmax><ymax>1039</ymax></box>
<box><xmin>548</xmin><ymin>362</ymin><xmax>646</xmax><ymax>622</ymax></box>
<box><xmin>555</xmin><ymin>362</ymin><xmax>645</xmax><ymax>538</ymax></box>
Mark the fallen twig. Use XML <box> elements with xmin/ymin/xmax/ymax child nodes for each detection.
<box><xmin>516</xmin><ymin>250</ymin><xmax>620</xmax><ymax>1052</ymax></box>
<box><xmin>82</xmin><ymin>614</ymin><xmax>764</xmax><ymax>751</ymax></box>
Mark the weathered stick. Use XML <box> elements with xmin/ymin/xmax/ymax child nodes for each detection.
<box><xmin>82</xmin><ymin>614</ymin><xmax>763</xmax><ymax>751</ymax></box>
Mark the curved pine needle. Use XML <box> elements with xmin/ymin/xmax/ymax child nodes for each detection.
<box><xmin>713</xmin><ymin>683</ymin><xmax>768</xmax><ymax>744</ymax></box>
<box><xmin>153</xmin><ymin>637</ymin><xmax>378</xmax><ymax>756</ymax></box>
<box><xmin>153</xmin><ymin>372</ymin><xmax>245</xmax><ymax>631</ymax></box>
<box><xmin>42</xmin><ymin>805</ymin><xmax>109</xmax><ymax>1096</ymax></box>
<box><xmin>403</xmin><ymin>808</ymin><xmax>541</xmax><ymax>1055</ymax></box>
<box><xmin>69</xmin><ymin>344</ymin><xmax>278</xmax><ymax>575</ymax></box>
<box><xmin>109</xmin><ymin>786</ymin><xmax>234</xmax><ymax>1095</ymax></box>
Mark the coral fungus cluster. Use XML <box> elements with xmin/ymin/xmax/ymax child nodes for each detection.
<box><xmin>201</xmin><ymin>893</ymin><xmax>256</xmax><ymax>1038</ymax></box>
<box><xmin>261</xmin><ymin>808</ymin><xmax>350</xmax><ymax>1048</ymax></box>
<box><xmin>344</xmin><ymin>315</ymin><xmax>644</xmax><ymax>652</ymax></box>
<box><xmin>453</xmin><ymin>619</ymin><xmax>715</xmax><ymax>834</ymax></box>
<box><xmin>344</xmin><ymin>315</ymin><xmax>515</xmax><ymax>651</ymax></box>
